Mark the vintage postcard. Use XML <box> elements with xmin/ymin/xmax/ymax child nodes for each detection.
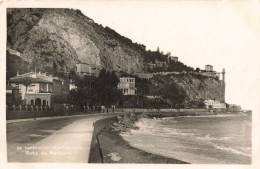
<box><xmin>0</xmin><ymin>0</ymin><xmax>259</xmax><ymax>169</ymax></box>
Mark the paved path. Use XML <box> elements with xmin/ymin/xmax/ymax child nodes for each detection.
<box><xmin>28</xmin><ymin>117</ymin><xmax>100</xmax><ymax>162</ymax></box>
<box><xmin>7</xmin><ymin>113</ymin><xmax>122</xmax><ymax>163</ymax></box>
<box><xmin>7</xmin><ymin>114</ymin><xmax>97</xmax><ymax>124</ymax></box>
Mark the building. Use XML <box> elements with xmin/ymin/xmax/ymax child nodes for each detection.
<box><xmin>9</xmin><ymin>72</ymin><xmax>69</xmax><ymax>107</ymax></box>
<box><xmin>146</xmin><ymin>62</ymin><xmax>156</xmax><ymax>70</ymax></box>
<box><xmin>155</xmin><ymin>60</ymin><xmax>167</xmax><ymax>69</ymax></box>
<box><xmin>168</xmin><ymin>55</ymin><xmax>178</xmax><ymax>62</ymax></box>
<box><xmin>117</xmin><ymin>77</ymin><xmax>136</xmax><ymax>95</ymax></box>
<box><xmin>204</xmin><ymin>99</ymin><xmax>226</xmax><ymax>109</ymax></box>
<box><xmin>76</xmin><ymin>63</ymin><xmax>92</xmax><ymax>77</ymax></box>
<box><xmin>205</xmin><ymin>65</ymin><xmax>213</xmax><ymax>72</ymax></box>
<box><xmin>76</xmin><ymin>63</ymin><xmax>101</xmax><ymax>77</ymax></box>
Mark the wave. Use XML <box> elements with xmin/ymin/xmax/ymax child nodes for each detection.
<box><xmin>213</xmin><ymin>144</ymin><xmax>251</xmax><ymax>157</ymax></box>
<box><xmin>123</xmin><ymin>115</ymin><xmax>251</xmax><ymax>164</ymax></box>
<box><xmin>161</xmin><ymin>114</ymin><xmax>241</xmax><ymax>120</ymax></box>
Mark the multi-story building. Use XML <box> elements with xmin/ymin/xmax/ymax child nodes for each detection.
<box><xmin>204</xmin><ymin>99</ymin><xmax>226</xmax><ymax>109</ymax></box>
<box><xmin>76</xmin><ymin>63</ymin><xmax>92</xmax><ymax>77</ymax></box>
<box><xmin>117</xmin><ymin>77</ymin><xmax>136</xmax><ymax>95</ymax></box>
<box><xmin>9</xmin><ymin>72</ymin><xmax>69</xmax><ymax>107</ymax></box>
<box><xmin>76</xmin><ymin>63</ymin><xmax>101</xmax><ymax>77</ymax></box>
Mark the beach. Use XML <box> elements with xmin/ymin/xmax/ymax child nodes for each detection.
<box><xmin>98</xmin><ymin>130</ymin><xmax>188</xmax><ymax>163</ymax></box>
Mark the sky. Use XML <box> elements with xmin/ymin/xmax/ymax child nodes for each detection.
<box><xmin>72</xmin><ymin>0</ymin><xmax>260</xmax><ymax>111</ymax></box>
<box><xmin>0</xmin><ymin>1</ymin><xmax>259</xmax><ymax>168</ymax></box>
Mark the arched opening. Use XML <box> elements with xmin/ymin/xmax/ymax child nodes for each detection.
<box><xmin>35</xmin><ymin>98</ymin><xmax>41</xmax><ymax>106</ymax></box>
<box><xmin>43</xmin><ymin>100</ymin><xmax>46</xmax><ymax>106</ymax></box>
<box><xmin>31</xmin><ymin>100</ymin><xmax>34</xmax><ymax>105</ymax></box>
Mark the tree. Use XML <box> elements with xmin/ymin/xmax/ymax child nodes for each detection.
<box><xmin>21</xmin><ymin>78</ymin><xmax>33</xmax><ymax>93</ymax></box>
<box><xmin>195</xmin><ymin>67</ymin><xmax>200</xmax><ymax>72</ymax></box>
<box><xmin>108</xmin><ymin>71</ymin><xmax>119</xmax><ymax>87</ymax></box>
<box><xmin>161</xmin><ymin>83</ymin><xmax>186</xmax><ymax>108</ymax></box>
<box><xmin>52</xmin><ymin>61</ymin><xmax>58</xmax><ymax>76</ymax></box>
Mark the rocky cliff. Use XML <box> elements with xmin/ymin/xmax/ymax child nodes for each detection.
<box><xmin>7</xmin><ymin>8</ymin><xmax>145</xmax><ymax>76</ymax></box>
<box><xmin>150</xmin><ymin>73</ymin><xmax>225</xmax><ymax>102</ymax></box>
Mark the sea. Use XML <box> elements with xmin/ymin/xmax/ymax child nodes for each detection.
<box><xmin>121</xmin><ymin>113</ymin><xmax>252</xmax><ymax>164</ymax></box>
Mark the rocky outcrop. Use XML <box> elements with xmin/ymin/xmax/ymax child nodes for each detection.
<box><xmin>150</xmin><ymin>73</ymin><xmax>225</xmax><ymax>102</ymax></box>
<box><xmin>7</xmin><ymin>8</ymin><xmax>145</xmax><ymax>74</ymax></box>
<box><xmin>111</xmin><ymin>114</ymin><xmax>139</xmax><ymax>133</ymax></box>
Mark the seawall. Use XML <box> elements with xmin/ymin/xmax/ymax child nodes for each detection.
<box><xmin>88</xmin><ymin>112</ymin><xmax>142</xmax><ymax>163</ymax></box>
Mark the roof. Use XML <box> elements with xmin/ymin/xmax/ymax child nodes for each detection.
<box><xmin>9</xmin><ymin>76</ymin><xmax>53</xmax><ymax>83</ymax></box>
<box><xmin>9</xmin><ymin>72</ymin><xmax>54</xmax><ymax>83</ymax></box>
<box><xmin>120</xmin><ymin>77</ymin><xmax>135</xmax><ymax>79</ymax></box>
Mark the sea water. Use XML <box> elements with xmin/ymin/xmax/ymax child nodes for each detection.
<box><xmin>121</xmin><ymin>113</ymin><xmax>252</xmax><ymax>164</ymax></box>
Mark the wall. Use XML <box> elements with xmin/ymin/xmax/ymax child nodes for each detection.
<box><xmin>88</xmin><ymin>116</ymin><xmax>118</xmax><ymax>163</ymax></box>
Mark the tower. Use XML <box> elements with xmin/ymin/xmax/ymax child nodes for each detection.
<box><xmin>222</xmin><ymin>68</ymin><xmax>226</xmax><ymax>102</ymax></box>
<box><xmin>222</xmin><ymin>68</ymin><xmax>225</xmax><ymax>82</ymax></box>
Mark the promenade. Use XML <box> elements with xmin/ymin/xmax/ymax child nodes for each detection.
<box><xmin>7</xmin><ymin>113</ymin><xmax>119</xmax><ymax>163</ymax></box>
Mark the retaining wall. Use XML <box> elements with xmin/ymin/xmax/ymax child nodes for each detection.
<box><xmin>88</xmin><ymin>112</ymin><xmax>141</xmax><ymax>163</ymax></box>
<box><xmin>88</xmin><ymin>116</ymin><xmax>118</xmax><ymax>163</ymax></box>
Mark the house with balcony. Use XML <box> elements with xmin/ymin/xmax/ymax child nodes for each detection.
<box><xmin>9</xmin><ymin>72</ymin><xmax>69</xmax><ymax>107</ymax></box>
<box><xmin>117</xmin><ymin>77</ymin><xmax>136</xmax><ymax>95</ymax></box>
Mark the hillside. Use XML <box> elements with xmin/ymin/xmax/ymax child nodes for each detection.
<box><xmin>7</xmin><ymin>8</ymin><xmax>147</xmax><ymax>77</ymax></box>
<box><xmin>150</xmin><ymin>73</ymin><xmax>225</xmax><ymax>105</ymax></box>
<box><xmin>7</xmin><ymin>8</ymin><xmax>195</xmax><ymax>79</ymax></box>
<box><xmin>6</xmin><ymin>8</ymin><xmax>226</xmax><ymax>105</ymax></box>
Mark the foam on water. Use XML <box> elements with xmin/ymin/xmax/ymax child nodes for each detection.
<box><xmin>122</xmin><ymin>114</ymin><xmax>252</xmax><ymax>164</ymax></box>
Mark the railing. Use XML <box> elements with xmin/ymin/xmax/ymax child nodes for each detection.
<box><xmin>6</xmin><ymin>105</ymin><xmax>51</xmax><ymax>112</ymax></box>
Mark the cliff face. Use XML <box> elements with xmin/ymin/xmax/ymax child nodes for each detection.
<box><xmin>150</xmin><ymin>73</ymin><xmax>225</xmax><ymax>102</ymax></box>
<box><xmin>7</xmin><ymin>8</ymin><xmax>145</xmax><ymax>74</ymax></box>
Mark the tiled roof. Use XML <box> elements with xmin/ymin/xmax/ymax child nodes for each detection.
<box><xmin>9</xmin><ymin>76</ymin><xmax>53</xmax><ymax>83</ymax></box>
<box><xmin>10</xmin><ymin>72</ymin><xmax>53</xmax><ymax>83</ymax></box>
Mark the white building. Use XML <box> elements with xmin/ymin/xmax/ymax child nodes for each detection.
<box><xmin>117</xmin><ymin>77</ymin><xmax>136</xmax><ymax>95</ymax></box>
<box><xmin>205</xmin><ymin>65</ymin><xmax>213</xmax><ymax>72</ymax></box>
<box><xmin>9</xmin><ymin>72</ymin><xmax>70</xmax><ymax>107</ymax></box>
<box><xmin>204</xmin><ymin>99</ymin><xmax>226</xmax><ymax>109</ymax></box>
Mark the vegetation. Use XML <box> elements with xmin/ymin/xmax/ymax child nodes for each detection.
<box><xmin>167</xmin><ymin>60</ymin><xmax>194</xmax><ymax>72</ymax></box>
<box><xmin>6</xmin><ymin>51</ymin><xmax>29</xmax><ymax>81</ymax></box>
<box><xmin>68</xmin><ymin>69</ymin><xmax>123</xmax><ymax>107</ymax></box>
<box><xmin>20</xmin><ymin>78</ymin><xmax>33</xmax><ymax>92</ymax></box>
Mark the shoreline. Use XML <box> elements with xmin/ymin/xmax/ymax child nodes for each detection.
<box><xmin>98</xmin><ymin>129</ymin><xmax>188</xmax><ymax>164</ymax></box>
<box><xmin>97</xmin><ymin>112</ymin><xmax>250</xmax><ymax>164</ymax></box>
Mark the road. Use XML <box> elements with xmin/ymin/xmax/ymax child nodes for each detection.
<box><xmin>6</xmin><ymin>113</ymin><xmax>117</xmax><ymax>163</ymax></box>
